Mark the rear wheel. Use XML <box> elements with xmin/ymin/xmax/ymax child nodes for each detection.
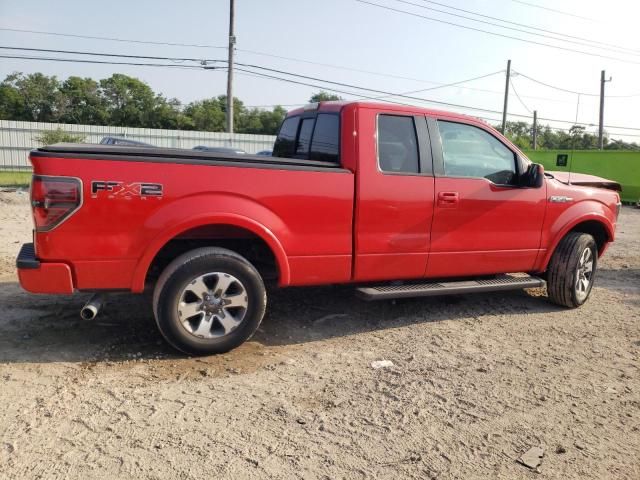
<box><xmin>153</xmin><ymin>247</ymin><xmax>266</xmax><ymax>355</ymax></box>
<box><xmin>546</xmin><ymin>232</ymin><xmax>597</xmax><ymax>308</ymax></box>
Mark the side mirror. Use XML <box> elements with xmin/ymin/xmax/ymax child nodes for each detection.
<box><xmin>521</xmin><ymin>163</ymin><xmax>544</xmax><ymax>188</ymax></box>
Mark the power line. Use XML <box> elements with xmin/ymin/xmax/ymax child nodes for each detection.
<box><xmin>2</xmin><ymin>50</ymin><xmax>488</xmax><ymax>114</ymax></box>
<box><xmin>233</xmin><ymin>66</ymin><xmax>497</xmax><ymax>114</ymax></box>
<box><xmin>0</xmin><ymin>45</ymin><xmax>504</xmax><ymax>96</ymax></box>
<box><xmin>0</xmin><ymin>53</ymin><xmax>212</xmax><ymax>70</ymax></box>
<box><xmin>0</xmin><ymin>26</ymin><xmax>599</xmax><ymax>103</ymax></box>
<box><xmin>0</xmin><ymin>45</ymin><xmax>215</xmax><ymax>64</ymax></box>
<box><xmin>231</xmin><ymin>65</ymin><xmax>513</xmax><ymax>115</ymax></box>
<box><xmin>421</xmin><ymin>0</ymin><xmax>640</xmax><ymax>53</ymax></box>
<box><xmin>510</xmin><ymin>79</ymin><xmax>533</xmax><ymax>114</ymax></box>
<box><xmin>0</xmin><ymin>26</ymin><xmax>497</xmax><ymax>87</ymax></box>
<box><xmin>235</xmin><ymin>64</ymin><xmax>640</xmax><ymax>133</ymax></box>
<box><xmin>0</xmin><ymin>27</ymin><xmax>227</xmax><ymax>50</ymax></box>
<box><xmin>478</xmin><ymin>114</ymin><xmax>640</xmax><ymax>138</ymax></box>
<box><xmin>515</xmin><ymin>71</ymin><xmax>598</xmax><ymax>96</ymax></box>
<box><xmin>0</xmin><ymin>45</ymin><xmax>509</xmax><ymax>114</ymax></box>
<box><xmin>514</xmin><ymin>71</ymin><xmax>640</xmax><ymax>98</ymax></box>
<box><xmin>354</xmin><ymin>0</ymin><xmax>640</xmax><ymax>65</ymax></box>
<box><xmin>364</xmin><ymin>70</ymin><xmax>505</xmax><ymax>98</ymax></box>
<box><xmin>6</xmin><ymin>50</ymin><xmax>640</xmax><ymax>133</ymax></box>
<box><xmin>511</xmin><ymin>0</ymin><xmax>597</xmax><ymax>22</ymax></box>
<box><xmin>413</xmin><ymin>0</ymin><xmax>632</xmax><ymax>53</ymax></box>
<box><xmin>393</xmin><ymin>0</ymin><xmax>640</xmax><ymax>57</ymax></box>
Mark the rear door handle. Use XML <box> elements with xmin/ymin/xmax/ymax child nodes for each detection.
<box><xmin>437</xmin><ymin>191</ymin><xmax>459</xmax><ymax>208</ymax></box>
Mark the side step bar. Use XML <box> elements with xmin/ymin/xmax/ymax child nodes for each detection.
<box><xmin>356</xmin><ymin>273</ymin><xmax>545</xmax><ymax>301</ymax></box>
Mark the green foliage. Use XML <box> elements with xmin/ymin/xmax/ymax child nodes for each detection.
<box><xmin>99</xmin><ymin>74</ymin><xmax>161</xmax><ymax>127</ymax></box>
<box><xmin>499</xmin><ymin>121</ymin><xmax>639</xmax><ymax>151</ymax></box>
<box><xmin>0</xmin><ymin>72</ymin><xmax>288</xmax><ymax>135</ymax></box>
<box><xmin>238</xmin><ymin>106</ymin><xmax>287</xmax><ymax>135</ymax></box>
<box><xmin>6</xmin><ymin>72</ymin><xmax>634</xmax><ymax>147</ymax></box>
<box><xmin>35</xmin><ymin>128</ymin><xmax>86</xmax><ymax>146</ymax></box>
<box><xmin>309</xmin><ymin>91</ymin><xmax>342</xmax><ymax>103</ymax></box>
<box><xmin>58</xmin><ymin>76</ymin><xmax>107</xmax><ymax>125</ymax></box>
<box><xmin>0</xmin><ymin>72</ymin><xmax>62</xmax><ymax>122</ymax></box>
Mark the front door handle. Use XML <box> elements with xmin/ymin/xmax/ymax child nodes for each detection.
<box><xmin>437</xmin><ymin>191</ymin><xmax>459</xmax><ymax>208</ymax></box>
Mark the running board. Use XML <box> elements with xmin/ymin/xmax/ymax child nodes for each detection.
<box><xmin>355</xmin><ymin>274</ymin><xmax>545</xmax><ymax>301</ymax></box>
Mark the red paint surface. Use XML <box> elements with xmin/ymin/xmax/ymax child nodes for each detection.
<box><xmin>17</xmin><ymin>101</ymin><xmax>620</xmax><ymax>294</ymax></box>
<box><xmin>18</xmin><ymin>262</ymin><xmax>74</xmax><ymax>294</ymax></box>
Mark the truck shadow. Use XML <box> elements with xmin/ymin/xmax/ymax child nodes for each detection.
<box><xmin>0</xmin><ymin>279</ymin><xmax>573</xmax><ymax>364</ymax></box>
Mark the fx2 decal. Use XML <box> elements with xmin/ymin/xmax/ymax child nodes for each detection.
<box><xmin>91</xmin><ymin>181</ymin><xmax>163</xmax><ymax>199</ymax></box>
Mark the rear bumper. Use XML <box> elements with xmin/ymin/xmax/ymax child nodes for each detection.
<box><xmin>16</xmin><ymin>243</ymin><xmax>74</xmax><ymax>294</ymax></box>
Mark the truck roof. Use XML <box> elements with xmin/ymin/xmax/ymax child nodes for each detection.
<box><xmin>287</xmin><ymin>100</ymin><xmax>487</xmax><ymax>125</ymax></box>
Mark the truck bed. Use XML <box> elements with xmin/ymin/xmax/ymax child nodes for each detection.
<box><xmin>33</xmin><ymin>144</ymin><xmax>346</xmax><ymax>172</ymax></box>
<box><xmin>29</xmin><ymin>143</ymin><xmax>355</xmax><ymax>291</ymax></box>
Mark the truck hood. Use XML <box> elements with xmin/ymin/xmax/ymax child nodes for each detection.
<box><xmin>547</xmin><ymin>171</ymin><xmax>622</xmax><ymax>192</ymax></box>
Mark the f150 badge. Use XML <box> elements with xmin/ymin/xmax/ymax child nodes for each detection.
<box><xmin>91</xmin><ymin>180</ymin><xmax>163</xmax><ymax>199</ymax></box>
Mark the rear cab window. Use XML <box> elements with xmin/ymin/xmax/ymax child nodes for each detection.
<box><xmin>296</xmin><ymin>118</ymin><xmax>315</xmax><ymax>156</ymax></box>
<box><xmin>272</xmin><ymin>116</ymin><xmax>300</xmax><ymax>158</ymax></box>
<box><xmin>273</xmin><ymin>113</ymin><xmax>340</xmax><ymax>164</ymax></box>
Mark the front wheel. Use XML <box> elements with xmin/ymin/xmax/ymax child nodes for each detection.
<box><xmin>153</xmin><ymin>247</ymin><xmax>267</xmax><ymax>355</ymax></box>
<box><xmin>546</xmin><ymin>232</ymin><xmax>597</xmax><ymax>308</ymax></box>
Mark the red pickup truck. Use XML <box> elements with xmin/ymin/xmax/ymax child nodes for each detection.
<box><xmin>17</xmin><ymin>101</ymin><xmax>621</xmax><ymax>355</ymax></box>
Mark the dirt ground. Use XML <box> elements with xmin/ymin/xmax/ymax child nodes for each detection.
<box><xmin>0</xmin><ymin>190</ymin><xmax>638</xmax><ymax>480</ymax></box>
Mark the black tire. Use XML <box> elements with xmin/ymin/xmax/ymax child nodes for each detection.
<box><xmin>153</xmin><ymin>247</ymin><xmax>266</xmax><ymax>355</ymax></box>
<box><xmin>546</xmin><ymin>232</ymin><xmax>597</xmax><ymax>308</ymax></box>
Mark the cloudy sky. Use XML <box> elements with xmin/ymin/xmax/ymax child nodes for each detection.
<box><xmin>1</xmin><ymin>0</ymin><xmax>639</xmax><ymax>141</ymax></box>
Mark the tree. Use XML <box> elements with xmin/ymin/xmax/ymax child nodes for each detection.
<box><xmin>35</xmin><ymin>127</ymin><xmax>85</xmax><ymax>145</ymax></box>
<box><xmin>99</xmin><ymin>74</ymin><xmax>161</xmax><ymax>127</ymax></box>
<box><xmin>0</xmin><ymin>82</ymin><xmax>24</xmax><ymax>120</ymax></box>
<box><xmin>0</xmin><ymin>72</ymin><xmax>61</xmax><ymax>122</ymax></box>
<box><xmin>149</xmin><ymin>96</ymin><xmax>188</xmax><ymax>130</ymax></box>
<box><xmin>58</xmin><ymin>76</ymin><xmax>107</xmax><ymax>125</ymax></box>
<box><xmin>183</xmin><ymin>98</ymin><xmax>226</xmax><ymax>131</ymax></box>
<box><xmin>309</xmin><ymin>91</ymin><xmax>342</xmax><ymax>103</ymax></box>
<box><xmin>257</xmin><ymin>106</ymin><xmax>286</xmax><ymax>134</ymax></box>
<box><xmin>7</xmin><ymin>70</ymin><xmax>636</xmax><ymax>147</ymax></box>
<box><xmin>236</xmin><ymin>106</ymin><xmax>286</xmax><ymax>135</ymax></box>
<box><xmin>502</xmin><ymin>121</ymin><xmax>532</xmax><ymax>149</ymax></box>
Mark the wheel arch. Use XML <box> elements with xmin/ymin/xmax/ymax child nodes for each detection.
<box><xmin>539</xmin><ymin>214</ymin><xmax>614</xmax><ymax>272</ymax></box>
<box><xmin>131</xmin><ymin>213</ymin><xmax>290</xmax><ymax>292</ymax></box>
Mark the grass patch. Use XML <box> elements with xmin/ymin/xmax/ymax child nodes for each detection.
<box><xmin>0</xmin><ymin>171</ymin><xmax>31</xmax><ymax>187</ymax></box>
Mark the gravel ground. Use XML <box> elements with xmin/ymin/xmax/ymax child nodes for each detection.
<box><xmin>0</xmin><ymin>191</ymin><xmax>638</xmax><ymax>479</ymax></box>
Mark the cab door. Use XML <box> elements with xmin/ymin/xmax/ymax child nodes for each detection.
<box><xmin>426</xmin><ymin>118</ymin><xmax>546</xmax><ymax>278</ymax></box>
<box><xmin>354</xmin><ymin>109</ymin><xmax>435</xmax><ymax>281</ymax></box>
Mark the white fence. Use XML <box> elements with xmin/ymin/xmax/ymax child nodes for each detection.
<box><xmin>0</xmin><ymin>120</ymin><xmax>277</xmax><ymax>169</ymax></box>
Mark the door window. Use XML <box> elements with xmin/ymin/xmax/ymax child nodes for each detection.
<box><xmin>377</xmin><ymin>115</ymin><xmax>419</xmax><ymax>174</ymax></box>
<box><xmin>438</xmin><ymin>121</ymin><xmax>516</xmax><ymax>184</ymax></box>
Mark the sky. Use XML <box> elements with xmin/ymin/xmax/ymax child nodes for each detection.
<box><xmin>1</xmin><ymin>0</ymin><xmax>639</xmax><ymax>142</ymax></box>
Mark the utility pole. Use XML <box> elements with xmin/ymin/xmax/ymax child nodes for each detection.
<box><xmin>501</xmin><ymin>59</ymin><xmax>511</xmax><ymax>134</ymax></box>
<box><xmin>532</xmin><ymin>110</ymin><xmax>538</xmax><ymax>150</ymax></box>
<box><xmin>226</xmin><ymin>0</ymin><xmax>236</xmax><ymax>134</ymax></box>
<box><xmin>598</xmin><ymin>70</ymin><xmax>612</xmax><ymax>150</ymax></box>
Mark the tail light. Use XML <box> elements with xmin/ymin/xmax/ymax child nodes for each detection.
<box><xmin>31</xmin><ymin>175</ymin><xmax>82</xmax><ymax>231</ymax></box>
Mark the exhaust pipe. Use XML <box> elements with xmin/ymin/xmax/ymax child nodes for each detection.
<box><xmin>81</xmin><ymin>293</ymin><xmax>106</xmax><ymax>320</ymax></box>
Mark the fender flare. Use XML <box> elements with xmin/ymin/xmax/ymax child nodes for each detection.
<box><xmin>130</xmin><ymin>212</ymin><xmax>291</xmax><ymax>292</ymax></box>
<box><xmin>537</xmin><ymin>211</ymin><xmax>614</xmax><ymax>271</ymax></box>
